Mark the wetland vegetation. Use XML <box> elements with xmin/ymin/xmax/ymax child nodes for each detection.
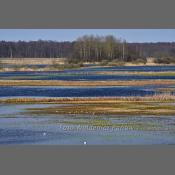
<box><xmin>0</xmin><ymin>79</ymin><xmax>175</xmax><ymax>86</ymax></box>
<box><xmin>0</xmin><ymin>33</ymin><xmax>175</xmax><ymax>144</ymax></box>
<box><xmin>25</xmin><ymin>97</ymin><xmax>175</xmax><ymax>116</ymax></box>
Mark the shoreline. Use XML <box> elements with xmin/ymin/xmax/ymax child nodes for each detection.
<box><xmin>0</xmin><ymin>63</ymin><xmax>175</xmax><ymax>72</ymax></box>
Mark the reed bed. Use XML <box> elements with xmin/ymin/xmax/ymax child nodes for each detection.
<box><xmin>0</xmin><ymin>79</ymin><xmax>175</xmax><ymax>86</ymax></box>
<box><xmin>23</xmin><ymin>94</ymin><xmax>175</xmax><ymax>116</ymax></box>
<box><xmin>1</xmin><ymin>94</ymin><xmax>175</xmax><ymax>104</ymax></box>
<box><xmin>96</xmin><ymin>71</ymin><xmax>175</xmax><ymax>76</ymax></box>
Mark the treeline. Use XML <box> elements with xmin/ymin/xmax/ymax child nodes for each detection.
<box><xmin>72</xmin><ymin>35</ymin><xmax>127</xmax><ymax>62</ymax></box>
<box><xmin>0</xmin><ymin>35</ymin><xmax>175</xmax><ymax>63</ymax></box>
<box><xmin>0</xmin><ymin>40</ymin><xmax>73</xmax><ymax>58</ymax></box>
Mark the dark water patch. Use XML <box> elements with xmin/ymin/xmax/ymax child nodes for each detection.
<box><xmin>1</xmin><ymin>73</ymin><xmax>175</xmax><ymax>81</ymax></box>
<box><xmin>0</xmin><ymin>86</ymin><xmax>157</xmax><ymax>98</ymax></box>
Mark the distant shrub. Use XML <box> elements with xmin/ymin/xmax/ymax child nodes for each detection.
<box><xmin>154</xmin><ymin>57</ymin><xmax>175</xmax><ymax>64</ymax></box>
<box><xmin>13</xmin><ymin>65</ymin><xmax>23</xmax><ymax>71</ymax></box>
<box><xmin>51</xmin><ymin>61</ymin><xmax>84</xmax><ymax>70</ymax></box>
<box><xmin>100</xmin><ymin>60</ymin><xmax>109</xmax><ymax>66</ymax></box>
<box><xmin>30</xmin><ymin>65</ymin><xmax>38</xmax><ymax>70</ymax></box>
<box><xmin>107</xmin><ymin>60</ymin><xmax>125</xmax><ymax>66</ymax></box>
<box><xmin>131</xmin><ymin>58</ymin><xmax>147</xmax><ymax>64</ymax></box>
<box><xmin>66</xmin><ymin>58</ymin><xmax>80</xmax><ymax>64</ymax></box>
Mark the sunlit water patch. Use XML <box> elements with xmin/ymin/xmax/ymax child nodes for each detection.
<box><xmin>0</xmin><ymin>104</ymin><xmax>175</xmax><ymax>145</ymax></box>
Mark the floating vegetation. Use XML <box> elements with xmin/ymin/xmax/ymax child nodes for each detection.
<box><xmin>16</xmin><ymin>94</ymin><xmax>175</xmax><ymax>116</ymax></box>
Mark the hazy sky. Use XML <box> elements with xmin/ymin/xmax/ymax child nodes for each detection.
<box><xmin>0</xmin><ymin>29</ymin><xmax>175</xmax><ymax>43</ymax></box>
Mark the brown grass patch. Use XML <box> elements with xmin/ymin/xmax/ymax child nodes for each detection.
<box><xmin>0</xmin><ymin>79</ymin><xmax>175</xmax><ymax>87</ymax></box>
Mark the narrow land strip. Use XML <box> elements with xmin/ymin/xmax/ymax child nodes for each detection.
<box><xmin>0</xmin><ymin>80</ymin><xmax>175</xmax><ymax>86</ymax></box>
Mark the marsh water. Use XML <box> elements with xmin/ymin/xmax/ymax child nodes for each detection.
<box><xmin>0</xmin><ymin>86</ymin><xmax>164</xmax><ymax>98</ymax></box>
<box><xmin>0</xmin><ymin>104</ymin><xmax>175</xmax><ymax>145</ymax></box>
<box><xmin>1</xmin><ymin>65</ymin><xmax>175</xmax><ymax>98</ymax></box>
<box><xmin>1</xmin><ymin>66</ymin><xmax>175</xmax><ymax>81</ymax></box>
<box><xmin>1</xmin><ymin>66</ymin><xmax>175</xmax><ymax>144</ymax></box>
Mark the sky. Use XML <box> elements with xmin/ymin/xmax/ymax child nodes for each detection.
<box><xmin>0</xmin><ymin>29</ymin><xmax>175</xmax><ymax>43</ymax></box>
